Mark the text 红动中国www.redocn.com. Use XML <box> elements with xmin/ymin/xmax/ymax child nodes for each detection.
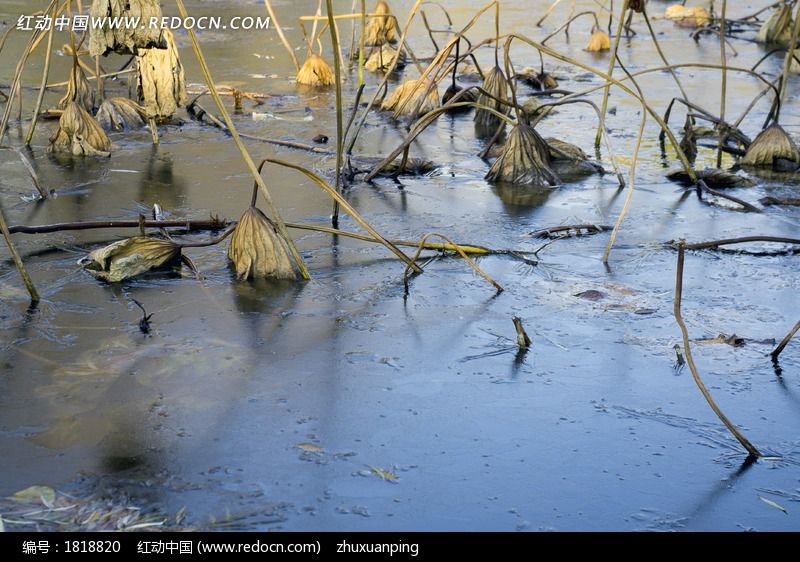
<box><xmin>16</xmin><ymin>15</ymin><xmax>271</xmax><ymax>32</ymax></box>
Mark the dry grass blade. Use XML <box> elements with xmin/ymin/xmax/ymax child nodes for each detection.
<box><xmin>259</xmin><ymin>157</ymin><xmax>422</xmax><ymax>273</ymax></box>
<box><xmin>404</xmin><ymin>232</ymin><xmax>503</xmax><ymax>293</ymax></box>
<box><xmin>673</xmin><ymin>241</ymin><xmax>761</xmax><ymax>458</ymax></box>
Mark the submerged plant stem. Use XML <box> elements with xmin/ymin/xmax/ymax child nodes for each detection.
<box><xmin>0</xmin><ymin>199</ymin><xmax>39</xmax><ymax>303</ymax></box>
<box><xmin>674</xmin><ymin>241</ymin><xmax>761</xmax><ymax>459</ymax></box>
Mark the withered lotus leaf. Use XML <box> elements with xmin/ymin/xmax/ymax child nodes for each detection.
<box><xmin>365</xmin><ymin>1</ymin><xmax>398</xmax><ymax>46</ymax></box>
<box><xmin>741</xmin><ymin>124</ymin><xmax>800</xmax><ymax>168</ymax></box>
<box><xmin>486</xmin><ymin>123</ymin><xmax>560</xmax><ymax>187</ymax></box>
<box><xmin>136</xmin><ymin>29</ymin><xmax>187</xmax><ymax>121</ymax></box>
<box><xmin>296</xmin><ymin>54</ymin><xmax>336</xmax><ymax>87</ymax></box>
<box><xmin>95</xmin><ymin>97</ymin><xmax>147</xmax><ymax>131</ymax></box>
<box><xmin>228</xmin><ymin>207</ymin><xmax>296</xmax><ymax>281</ymax></box>
<box><xmin>89</xmin><ymin>0</ymin><xmax>166</xmax><ymax>57</ymax></box>
<box><xmin>81</xmin><ymin>236</ymin><xmax>181</xmax><ymax>282</ymax></box>
<box><xmin>49</xmin><ymin>101</ymin><xmax>112</xmax><ymax>156</ymax></box>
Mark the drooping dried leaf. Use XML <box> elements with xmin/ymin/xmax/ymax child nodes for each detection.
<box><xmin>81</xmin><ymin>236</ymin><xmax>181</xmax><ymax>282</ymax></box>
<box><xmin>486</xmin><ymin>123</ymin><xmax>560</xmax><ymax>187</ymax></box>
<box><xmin>296</xmin><ymin>53</ymin><xmax>335</xmax><ymax>87</ymax></box>
<box><xmin>756</xmin><ymin>4</ymin><xmax>793</xmax><ymax>46</ymax></box>
<box><xmin>136</xmin><ymin>28</ymin><xmax>187</xmax><ymax>120</ymax></box>
<box><xmin>546</xmin><ymin>138</ymin><xmax>587</xmax><ymax>161</ymax></box>
<box><xmin>95</xmin><ymin>97</ymin><xmax>147</xmax><ymax>131</ymax></box>
<box><xmin>58</xmin><ymin>66</ymin><xmax>96</xmax><ymax>112</ymax></box>
<box><xmin>49</xmin><ymin>101</ymin><xmax>112</xmax><ymax>156</ymax></box>
<box><xmin>365</xmin><ymin>44</ymin><xmax>406</xmax><ymax>73</ymax></box>
<box><xmin>474</xmin><ymin>66</ymin><xmax>510</xmax><ymax>133</ymax></box>
<box><xmin>665</xmin><ymin>5</ymin><xmax>711</xmax><ymax>27</ymax></box>
<box><xmin>516</xmin><ymin>67</ymin><xmax>558</xmax><ymax>91</ymax></box>
<box><xmin>680</xmin><ymin>117</ymin><xmax>698</xmax><ymax>163</ymax></box>
<box><xmin>228</xmin><ymin>207</ymin><xmax>296</xmax><ymax>281</ymax></box>
<box><xmin>365</xmin><ymin>1</ymin><xmax>397</xmax><ymax>46</ymax></box>
<box><xmin>741</xmin><ymin>124</ymin><xmax>800</xmax><ymax>168</ymax></box>
<box><xmin>89</xmin><ymin>0</ymin><xmax>166</xmax><ymax>57</ymax></box>
<box><xmin>585</xmin><ymin>31</ymin><xmax>610</xmax><ymax>52</ymax></box>
<box><xmin>667</xmin><ymin>168</ymin><xmax>756</xmax><ymax>188</ymax></box>
<box><xmin>380</xmin><ymin>78</ymin><xmax>440</xmax><ymax>118</ymax></box>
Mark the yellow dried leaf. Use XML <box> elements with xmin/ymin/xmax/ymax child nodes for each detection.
<box><xmin>48</xmin><ymin>101</ymin><xmax>111</xmax><ymax>156</ymax></box>
<box><xmin>81</xmin><ymin>236</ymin><xmax>181</xmax><ymax>282</ymax></box>
<box><xmin>296</xmin><ymin>54</ymin><xmax>335</xmax><ymax>87</ymax></box>
<box><xmin>11</xmin><ymin>485</ymin><xmax>56</xmax><ymax>505</ymax></box>
<box><xmin>89</xmin><ymin>0</ymin><xmax>166</xmax><ymax>56</ymax></box>
<box><xmin>96</xmin><ymin>97</ymin><xmax>147</xmax><ymax>131</ymax></box>
<box><xmin>665</xmin><ymin>5</ymin><xmax>711</xmax><ymax>28</ymax></box>
<box><xmin>585</xmin><ymin>30</ymin><xmax>610</xmax><ymax>52</ymax></box>
<box><xmin>365</xmin><ymin>1</ymin><xmax>397</xmax><ymax>46</ymax></box>
<box><xmin>381</xmin><ymin>78</ymin><xmax>440</xmax><ymax>118</ymax></box>
<box><xmin>369</xmin><ymin>466</ymin><xmax>398</xmax><ymax>481</ymax></box>
<box><xmin>136</xmin><ymin>28</ymin><xmax>186</xmax><ymax>120</ymax></box>
<box><xmin>228</xmin><ymin>207</ymin><xmax>296</xmax><ymax>281</ymax></box>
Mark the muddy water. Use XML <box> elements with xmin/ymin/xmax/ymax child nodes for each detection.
<box><xmin>1</xmin><ymin>0</ymin><xmax>799</xmax><ymax>530</ymax></box>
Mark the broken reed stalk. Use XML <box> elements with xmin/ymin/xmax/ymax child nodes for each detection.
<box><xmin>541</xmin><ymin>11</ymin><xmax>601</xmax><ymax>45</ymax></box>
<box><xmin>0</xmin><ymin>147</ymin><xmax>47</xmax><ymax>199</ymax></box>
<box><xmin>174</xmin><ymin>0</ymin><xmax>310</xmax><ymax>280</ymax></box>
<box><xmin>24</xmin><ymin>1</ymin><xmax>56</xmax><ymax>147</ymax></box>
<box><xmin>188</xmin><ymin>100</ymin><xmax>332</xmax><ymax>154</ymax></box>
<box><xmin>326</xmin><ymin>0</ymin><xmax>345</xmax><ymax>228</ymax></box>
<box><xmin>717</xmin><ymin>0</ymin><xmax>727</xmax><ymax>169</ymax></box>
<box><xmin>697</xmin><ymin>181</ymin><xmax>761</xmax><ymax>213</ymax></box>
<box><xmin>778</xmin><ymin>1</ymin><xmax>800</xmax><ymax>120</ymax></box>
<box><xmin>595</xmin><ymin>0</ymin><xmax>628</xmax><ymax>148</ymax></box>
<box><xmin>512</xmin><ymin>316</ymin><xmax>531</xmax><ymax>348</ymax></box>
<box><xmin>677</xmin><ymin>236</ymin><xmax>800</xmax><ymax>250</ymax></box>
<box><xmin>404</xmin><ymin>232</ymin><xmax>503</xmax><ymax>293</ymax></box>
<box><xmin>359</xmin><ymin>0</ymin><xmax>366</xmax><ymax>86</ymax></box>
<box><xmin>0</xmin><ymin>199</ymin><xmax>39</xmax><ymax>303</ymax></box>
<box><xmin>536</xmin><ymin>0</ymin><xmax>566</xmax><ymax>27</ymax></box>
<box><xmin>259</xmin><ymin>157</ymin><xmax>422</xmax><ymax>273</ymax></box>
<box><xmin>772</xmin><ymin>319</ymin><xmax>800</xmax><ymax>362</ymax></box>
<box><xmin>0</xmin><ymin>22</ymin><xmax>46</xmax><ymax>143</ymax></box>
<box><xmin>673</xmin><ymin>241</ymin><xmax>760</xmax><ymax>459</ymax></box>
<box><xmin>263</xmin><ymin>0</ymin><xmax>300</xmax><ymax>72</ymax></box>
<box><xmin>603</xmin><ymin>56</ymin><xmax>646</xmax><ymax>264</ymax></box>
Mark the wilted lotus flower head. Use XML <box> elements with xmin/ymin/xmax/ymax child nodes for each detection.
<box><xmin>228</xmin><ymin>207</ymin><xmax>296</xmax><ymax>281</ymax></box>
<box><xmin>49</xmin><ymin>101</ymin><xmax>112</xmax><ymax>156</ymax></box>
<box><xmin>89</xmin><ymin>0</ymin><xmax>167</xmax><ymax>56</ymax></box>
<box><xmin>95</xmin><ymin>97</ymin><xmax>147</xmax><ymax>131</ymax></box>
<box><xmin>58</xmin><ymin>65</ymin><xmax>96</xmax><ymax>113</ymax></box>
<box><xmin>365</xmin><ymin>1</ymin><xmax>398</xmax><ymax>46</ymax></box>
<box><xmin>474</xmin><ymin>66</ymin><xmax>510</xmax><ymax>133</ymax></box>
<box><xmin>296</xmin><ymin>54</ymin><xmax>336</xmax><ymax>87</ymax></box>
<box><xmin>665</xmin><ymin>5</ymin><xmax>711</xmax><ymax>27</ymax></box>
<box><xmin>136</xmin><ymin>28</ymin><xmax>187</xmax><ymax>121</ymax></box>
<box><xmin>585</xmin><ymin>30</ymin><xmax>611</xmax><ymax>52</ymax></box>
<box><xmin>365</xmin><ymin>44</ymin><xmax>406</xmax><ymax>73</ymax></box>
<box><xmin>485</xmin><ymin>123</ymin><xmax>560</xmax><ymax>187</ymax></box>
<box><xmin>741</xmin><ymin>124</ymin><xmax>800</xmax><ymax>168</ymax></box>
<box><xmin>81</xmin><ymin>236</ymin><xmax>181</xmax><ymax>282</ymax></box>
<box><xmin>629</xmin><ymin>0</ymin><xmax>644</xmax><ymax>13</ymax></box>
<box><xmin>381</xmin><ymin>78</ymin><xmax>440</xmax><ymax>118</ymax></box>
<box><xmin>756</xmin><ymin>4</ymin><xmax>794</xmax><ymax>46</ymax></box>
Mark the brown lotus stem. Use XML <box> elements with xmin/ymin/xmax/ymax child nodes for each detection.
<box><xmin>512</xmin><ymin>317</ymin><xmax>532</xmax><ymax>349</ymax></box>
<box><xmin>0</xmin><ymin>199</ymin><xmax>39</xmax><ymax>303</ymax></box>
<box><xmin>24</xmin><ymin>1</ymin><xmax>56</xmax><ymax>146</ymax></box>
<box><xmin>772</xmin><ymin>320</ymin><xmax>800</xmax><ymax>362</ymax></box>
<box><xmin>778</xmin><ymin>1</ymin><xmax>800</xmax><ymax>120</ymax></box>
<box><xmin>326</xmin><ymin>0</ymin><xmax>345</xmax><ymax>228</ymax></box>
<box><xmin>717</xmin><ymin>0</ymin><xmax>727</xmax><ymax>169</ymax></box>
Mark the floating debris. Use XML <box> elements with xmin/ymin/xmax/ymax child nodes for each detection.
<box><xmin>368</xmin><ymin>466</ymin><xmax>399</xmax><ymax>482</ymax></box>
<box><xmin>666</xmin><ymin>168</ymin><xmax>756</xmax><ymax>188</ymax></box>
<box><xmin>80</xmin><ymin>236</ymin><xmax>181</xmax><ymax>282</ymax></box>
<box><xmin>48</xmin><ymin>101</ymin><xmax>112</xmax><ymax>156</ymax></box>
<box><xmin>89</xmin><ymin>0</ymin><xmax>166</xmax><ymax>57</ymax></box>
<box><xmin>95</xmin><ymin>97</ymin><xmax>147</xmax><ymax>131</ymax></box>
<box><xmin>296</xmin><ymin>54</ymin><xmax>335</xmax><ymax>87</ymax></box>
<box><xmin>665</xmin><ymin>5</ymin><xmax>711</xmax><ymax>28</ymax></box>
<box><xmin>228</xmin><ymin>207</ymin><xmax>296</xmax><ymax>281</ymax></box>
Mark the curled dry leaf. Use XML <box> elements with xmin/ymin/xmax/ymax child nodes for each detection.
<box><xmin>89</xmin><ymin>0</ymin><xmax>166</xmax><ymax>57</ymax></box>
<box><xmin>58</xmin><ymin>66</ymin><xmax>96</xmax><ymax>113</ymax></box>
<box><xmin>474</xmin><ymin>66</ymin><xmax>510</xmax><ymax>133</ymax></box>
<box><xmin>665</xmin><ymin>5</ymin><xmax>711</xmax><ymax>28</ymax></box>
<box><xmin>136</xmin><ymin>29</ymin><xmax>187</xmax><ymax>121</ymax></box>
<box><xmin>516</xmin><ymin>67</ymin><xmax>558</xmax><ymax>91</ymax></box>
<box><xmin>381</xmin><ymin>78</ymin><xmax>440</xmax><ymax>118</ymax></box>
<box><xmin>49</xmin><ymin>101</ymin><xmax>112</xmax><ymax>156</ymax></box>
<box><xmin>756</xmin><ymin>4</ymin><xmax>794</xmax><ymax>46</ymax></box>
<box><xmin>546</xmin><ymin>138</ymin><xmax>588</xmax><ymax>162</ymax></box>
<box><xmin>741</xmin><ymin>124</ymin><xmax>800</xmax><ymax>168</ymax></box>
<box><xmin>296</xmin><ymin>54</ymin><xmax>335</xmax><ymax>87</ymax></box>
<box><xmin>228</xmin><ymin>206</ymin><xmax>296</xmax><ymax>281</ymax></box>
<box><xmin>95</xmin><ymin>97</ymin><xmax>147</xmax><ymax>131</ymax></box>
<box><xmin>365</xmin><ymin>44</ymin><xmax>406</xmax><ymax>73</ymax></box>
<box><xmin>585</xmin><ymin>31</ymin><xmax>611</xmax><ymax>52</ymax></box>
<box><xmin>666</xmin><ymin>168</ymin><xmax>756</xmax><ymax>188</ymax></box>
<box><xmin>485</xmin><ymin>123</ymin><xmax>560</xmax><ymax>187</ymax></box>
<box><xmin>81</xmin><ymin>236</ymin><xmax>181</xmax><ymax>282</ymax></box>
<box><xmin>365</xmin><ymin>1</ymin><xmax>397</xmax><ymax>46</ymax></box>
